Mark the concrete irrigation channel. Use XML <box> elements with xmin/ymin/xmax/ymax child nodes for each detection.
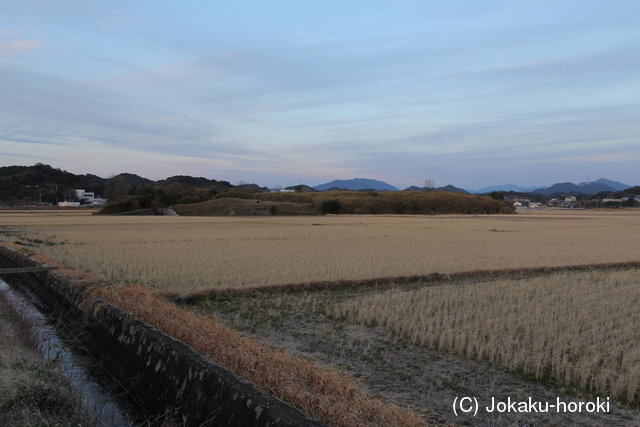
<box><xmin>0</xmin><ymin>245</ymin><xmax>325</xmax><ymax>427</ymax></box>
<box><xmin>0</xmin><ymin>277</ymin><xmax>139</xmax><ymax>426</ymax></box>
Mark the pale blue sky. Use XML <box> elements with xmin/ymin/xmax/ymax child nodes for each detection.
<box><xmin>1</xmin><ymin>1</ymin><xmax>638</xmax><ymax>190</ymax></box>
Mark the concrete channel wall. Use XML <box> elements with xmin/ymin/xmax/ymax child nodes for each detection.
<box><xmin>0</xmin><ymin>246</ymin><xmax>325</xmax><ymax>427</ymax></box>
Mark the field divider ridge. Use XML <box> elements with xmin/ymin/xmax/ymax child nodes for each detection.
<box><xmin>171</xmin><ymin>261</ymin><xmax>640</xmax><ymax>304</ymax></box>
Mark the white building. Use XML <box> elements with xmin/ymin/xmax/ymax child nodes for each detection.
<box><xmin>72</xmin><ymin>189</ymin><xmax>107</xmax><ymax>206</ymax></box>
<box><xmin>75</xmin><ymin>189</ymin><xmax>95</xmax><ymax>204</ymax></box>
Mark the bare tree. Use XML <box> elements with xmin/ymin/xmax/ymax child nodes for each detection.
<box><xmin>423</xmin><ymin>179</ymin><xmax>436</xmax><ymax>190</ymax></box>
<box><xmin>105</xmin><ymin>175</ymin><xmax>131</xmax><ymax>200</ymax></box>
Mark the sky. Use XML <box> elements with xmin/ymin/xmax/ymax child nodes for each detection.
<box><xmin>1</xmin><ymin>1</ymin><xmax>639</xmax><ymax>191</ymax></box>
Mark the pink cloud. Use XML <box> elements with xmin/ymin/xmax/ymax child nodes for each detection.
<box><xmin>0</xmin><ymin>38</ymin><xmax>43</xmax><ymax>58</ymax></box>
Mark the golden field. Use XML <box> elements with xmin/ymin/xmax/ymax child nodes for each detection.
<box><xmin>3</xmin><ymin>208</ymin><xmax>640</xmax><ymax>425</ymax></box>
<box><xmin>0</xmin><ymin>209</ymin><xmax>639</xmax><ymax>293</ymax></box>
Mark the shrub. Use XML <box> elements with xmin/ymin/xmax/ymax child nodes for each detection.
<box><xmin>98</xmin><ymin>196</ymin><xmax>140</xmax><ymax>214</ymax></box>
<box><xmin>320</xmin><ymin>199</ymin><xmax>341</xmax><ymax>215</ymax></box>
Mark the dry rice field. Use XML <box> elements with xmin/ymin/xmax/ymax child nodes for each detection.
<box><xmin>2</xmin><ymin>208</ymin><xmax>640</xmax><ymax>426</ymax></box>
<box><xmin>334</xmin><ymin>269</ymin><xmax>640</xmax><ymax>403</ymax></box>
<box><xmin>0</xmin><ymin>209</ymin><xmax>639</xmax><ymax>294</ymax></box>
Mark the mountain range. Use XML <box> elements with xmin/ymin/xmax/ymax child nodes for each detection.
<box><xmin>312</xmin><ymin>179</ymin><xmax>469</xmax><ymax>194</ymax></box>
<box><xmin>313</xmin><ymin>178</ymin><xmax>399</xmax><ymax>192</ymax></box>
<box><xmin>576</xmin><ymin>178</ymin><xmax>630</xmax><ymax>191</ymax></box>
<box><xmin>471</xmin><ymin>184</ymin><xmax>542</xmax><ymax>194</ymax></box>
<box><xmin>532</xmin><ymin>181</ymin><xmax>621</xmax><ymax>196</ymax></box>
<box><xmin>0</xmin><ymin>164</ymin><xmax>636</xmax><ymax>206</ymax></box>
<box><xmin>312</xmin><ymin>177</ymin><xmax>634</xmax><ymax>195</ymax></box>
<box><xmin>471</xmin><ymin>178</ymin><xmax>632</xmax><ymax>195</ymax></box>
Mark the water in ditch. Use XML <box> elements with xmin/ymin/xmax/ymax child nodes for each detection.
<box><xmin>0</xmin><ymin>279</ymin><xmax>142</xmax><ymax>427</ymax></box>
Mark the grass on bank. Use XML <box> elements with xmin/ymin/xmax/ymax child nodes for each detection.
<box><xmin>0</xmin><ymin>289</ymin><xmax>95</xmax><ymax>427</ymax></box>
<box><xmin>93</xmin><ymin>283</ymin><xmax>429</xmax><ymax>427</ymax></box>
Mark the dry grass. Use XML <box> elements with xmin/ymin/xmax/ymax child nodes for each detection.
<box><xmin>92</xmin><ymin>283</ymin><xmax>429</xmax><ymax>427</ymax></box>
<box><xmin>0</xmin><ymin>283</ymin><xmax>95</xmax><ymax>426</ymax></box>
<box><xmin>1</xmin><ymin>209</ymin><xmax>639</xmax><ymax>294</ymax></box>
<box><xmin>333</xmin><ymin>269</ymin><xmax>640</xmax><ymax>403</ymax></box>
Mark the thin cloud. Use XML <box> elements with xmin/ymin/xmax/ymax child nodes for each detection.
<box><xmin>0</xmin><ymin>38</ymin><xmax>42</xmax><ymax>58</ymax></box>
<box><xmin>0</xmin><ymin>149</ymin><xmax>54</xmax><ymax>161</ymax></box>
<box><xmin>1</xmin><ymin>2</ymin><xmax>638</xmax><ymax>189</ymax></box>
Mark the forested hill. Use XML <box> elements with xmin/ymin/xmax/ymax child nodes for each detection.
<box><xmin>0</xmin><ymin>164</ymin><xmax>104</xmax><ymax>204</ymax></box>
<box><xmin>0</xmin><ymin>164</ymin><xmax>240</xmax><ymax>206</ymax></box>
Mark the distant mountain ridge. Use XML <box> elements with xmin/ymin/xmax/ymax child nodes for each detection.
<box><xmin>472</xmin><ymin>184</ymin><xmax>541</xmax><ymax>194</ymax></box>
<box><xmin>473</xmin><ymin>178</ymin><xmax>631</xmax><ymax>195</ymax></box>
<box><xmin>577</xmin><ymin>178</ymin><xmax>631</xmax><ymax>191</ymax></box>
<box><xmin>312</xmin><ymin>178</ymin><xmax>470</xmax><ymax>194</ymax></box>
<box><xmin>532</xmin><ymin>182</ymin><xmax>618</xmax><ymax>196</ymax></box>
<box><xmin>314</xmin><ymin>178</ymin><xmax>399</xmax><ymax>192</ymax></box>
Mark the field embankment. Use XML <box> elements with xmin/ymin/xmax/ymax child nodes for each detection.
<box><xmin>172</xmin><ymin>198</ymin><xmax>316</xmax><ymax>216</ymax></box>
<box><xmin>170</xmin><ymin>190</ymin><xmax>513</xmax><ymax>216</ymax></box>
<box><xmin>258</xmin><ymin>190</ymin><xmax>514</xmax><ymax>215</ymax></box>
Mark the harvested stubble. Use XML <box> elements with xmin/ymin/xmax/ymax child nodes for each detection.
<box><xmin>333</xmin><ymin>269</ymin><xmax>640</xmax><ymax>404</ymax></box>
<box><xmin>92</xmin><ymin>284</ymin><xmax>429</xmax><ymax>427</ymax></box>
<box><xmin>1</xmin><ymin>209</ymin><xmax>639</xmax><ymax>294</ymax></box>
